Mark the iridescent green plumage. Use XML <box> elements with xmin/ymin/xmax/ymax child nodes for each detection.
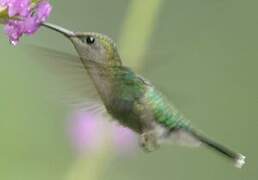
<box><xmin>144</xmin><ymin>86</ymin><xmax>189</xmax><ymax>129</ymax></box>
<box><xmin>41</xmin><ymin>22</ymin><xmax>246</xmax><ymax>168</ymax></box>
<box><xmin>96</xmin><ymin>65</ymin><xmax>189</xmax><ymax>134</ymax></box>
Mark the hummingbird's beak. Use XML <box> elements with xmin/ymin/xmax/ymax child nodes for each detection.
<box><xmin>41</xmin><ymin>22</ymin><xmax>75</xmax><ymax>38</ymax></box>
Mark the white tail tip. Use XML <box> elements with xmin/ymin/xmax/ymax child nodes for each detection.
<box><xmin>235</xmin><ymin>154</ymin><xmax>246</xmax><ymax>168</ymax></box>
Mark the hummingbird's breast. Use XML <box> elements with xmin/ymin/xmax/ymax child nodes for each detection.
<box><xmin>87</xmin><ymin>65</ymin><xmax>146</xmax><ymax>133</ymax></box>
<box><xmin>105</xmin><ymin>67</ymin><xmax>149</xmax><ymax>133</ymax></box>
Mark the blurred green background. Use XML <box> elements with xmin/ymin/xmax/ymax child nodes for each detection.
<box><xmin>0</xmin><ymin>0</ymin><xmax>257</xmax><ymax>180</ymax></box>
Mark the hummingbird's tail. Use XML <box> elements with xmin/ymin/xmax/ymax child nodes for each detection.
<box><xmin>186</xmin><ymin>128</ymin><xmax>246</xmax><ymax>168</ymax></box>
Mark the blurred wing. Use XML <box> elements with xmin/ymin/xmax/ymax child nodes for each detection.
<box><xmin>24</xmin><ymin>45</ymin><xmax>107</xmax><ymax>115</ymax></box>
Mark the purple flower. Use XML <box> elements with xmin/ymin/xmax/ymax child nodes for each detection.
<box><xmin>1</xmin><ymin>0</ymin><xmax>52</xmax><ymax>45</ymax></box>
<box><xmin>34</xmin><ymin>1</ymin><xmax>51</xmax><ymax>23</ymax></box>
<box><xmin>4</xmin><ymin>20</ymin><xmax>23</xmax><ymax>45</ymax></box>
<box><xmin>69</xmin><ymin>111</ymin><xmax>138</xmax><ymax>155</ymax></box>
<box><xmin>6</xmin><ymin>0</ymin><xmax>30</xmax><ymax>17</ymax></box>
<box><xmin>0</xmin><ymin>0</ymin><xmax>30</xmax><ymax>17</ymax></box>
<box><xmin>112</xmin><ymin>125</ymin><xmax>138</xmax><ymax>154</ymax></box>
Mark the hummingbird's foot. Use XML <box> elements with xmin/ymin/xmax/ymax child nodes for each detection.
<box><xmin>140</xmin><ymin>131</ymin><xmax>160</xmax><ymax>152</ymax></box>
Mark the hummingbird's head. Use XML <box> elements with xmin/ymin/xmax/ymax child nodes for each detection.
<box><xmin>42</xmin><ymin>23</ymin><xmax>122</xmax><ymax>66</ymax></box>
<box><xmin>70</xmin><ymin>32</ymin><xmax>122</xmax><ymax>66</ymax></box>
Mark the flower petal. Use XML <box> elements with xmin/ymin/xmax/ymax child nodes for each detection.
<box><xmin>4</xmin><ymin>19</ymin><xmax>24</xmax><ymax>45</ymax></box>
<box><xmin>35</xmin><ymin>0</ymin><xmax>51</xmax><ymax>23</ymax></box>
<box><xmin>7</xmin><ymin>0</ymin><xmax>31</xmax><ymax>17</ymax></box>
<box><xmin>2</xmin><ymin>0</ymin><xmax>52</xmax><ymax>45</ymax></box>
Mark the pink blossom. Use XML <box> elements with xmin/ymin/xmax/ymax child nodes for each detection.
<box><xmin>69</xmin><ymin>111</ymin><xmax>138</xmax><ymax>155</ymax></box>
<box><xmin>1</xmin><ymin>0</ymin><xmax>31</xmax><ymax>17</ymax></box>
<box><xmin>1</xmin><ymin>0</ymin><xmax>52</xmax><ymax>45</ymax></box>
<box><xmin>4</xmin><ymin>20</ymin><xmax>23</xmax><ymax>45</ymax></box>
<box><xmin>35</xmin><ymin>1</ymin><xmax>51</xmax><ymax>23</ymax></box>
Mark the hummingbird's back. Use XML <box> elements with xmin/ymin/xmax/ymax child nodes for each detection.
<box><xmin>143</xmin><ymin>86</ymin><xmax>190</xmax><ymax>130</ymax></box>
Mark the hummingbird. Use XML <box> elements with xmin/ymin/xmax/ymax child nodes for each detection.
<box><xmin>41</xmin><ymin>22</ymin><xmax>245</xmax><ymax>168</ymax></box>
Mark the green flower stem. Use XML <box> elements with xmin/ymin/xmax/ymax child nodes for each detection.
<box><xmin>0</xmin><ymin>6</ymin><xmax>8</xmax><ymax>24</ymax></box>
<box><xmin>66</xmin><ymin>150</ymin><xmax>111</xmax><ymax>180</ymax></box>
<box><xmin>119</xmin><ymin>0</ymin><xmax>164</xmax><ymax>70</ymax></box>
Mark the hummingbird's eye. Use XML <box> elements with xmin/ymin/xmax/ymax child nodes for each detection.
<box><xmin>85</xmin><ymin>36</ymin><xmax>95</xmax><ymax>45</ymax></box>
